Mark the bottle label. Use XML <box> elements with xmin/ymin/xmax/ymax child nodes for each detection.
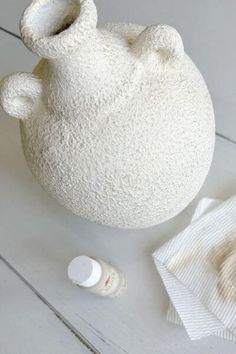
<box><xmin>100</xmin><ymin>269</ymin><xmax>120</xmax><ymax>295</ymax></box>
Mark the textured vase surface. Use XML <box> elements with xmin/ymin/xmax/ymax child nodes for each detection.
<box><xmin>0</xmin><ymin>0</ymin><xmax>215</xmax><ymax>228</ymax></box>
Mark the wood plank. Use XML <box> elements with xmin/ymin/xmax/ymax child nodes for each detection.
<box><xmin>1</xmin><ymin>27</ymin><xmax>236</xmax><ymax>354</ymax></box>
<box><xmin>0</xmin><ymin>50</ymin><xmax>235</xmax><ymax>354</ymax></box>
<box><xmin>0</xmin><ymin>31</ymin><xmax>37</xmax><ymax>74</ymax></box>
<box><xmin>0</xmin><ymin>257</ymin><xmax>93</xmax><ymax>354</ymax></box>
<box><xmin>0</xmin><ymin>0</ymin><xmax>30</xmax><ymax>35</ymax></box>
<box><xmin>1</xmin><ymin>98</ymin><xmax>236</xmax><ymax>354</ymax></box>
<box><xmin>1</xmin><ymin>0</ymin><xmax>236</xmax><ymax>140</ymax></box>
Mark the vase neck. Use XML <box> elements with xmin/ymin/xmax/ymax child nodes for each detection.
<box><xmin>20</xmin><ymin>0</ymin><xmax>97</xmax><ymax>59</ymax></box>
<box><xmin>42</xmin><ymin>29</ymin><xmax>142</xmax><ymax>116</ymax></box>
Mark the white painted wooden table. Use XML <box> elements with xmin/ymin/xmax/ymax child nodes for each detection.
<box><xmin>0</xmin><ymin>1</ymin><xmax>236</xmax><ymax>353</ymax></box>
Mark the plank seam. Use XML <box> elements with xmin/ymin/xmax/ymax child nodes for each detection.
<box><xmin>216</xmin><ymin>132</ymin><xmax>236</xmax><ymax>145</ymax></box>
<box><xmin>0</xmin><ymin>254</ymin><xmax>100</xmax><ymax>354</ymax></box>
<box><xmin>0</xmin><ymin>26</ymin><xmax>21</xmax><ymax>40</ymax></box>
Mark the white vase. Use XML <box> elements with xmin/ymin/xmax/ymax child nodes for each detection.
<box><xmin>0</xmin><ymin>0</ymin><xmax>215</xmax><ymax>229</ymax></box>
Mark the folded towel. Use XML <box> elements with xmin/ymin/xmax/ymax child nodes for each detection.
<box><xmin>153</xmin><ymin>196</ymin><xmax>236</xmax><ymax>341</ymax></box>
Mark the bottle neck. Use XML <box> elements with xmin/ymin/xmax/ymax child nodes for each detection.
<box><xmin>68</xmin><ymin>256</ymin><xmax>102</xmax><ymax>288</ymax></box>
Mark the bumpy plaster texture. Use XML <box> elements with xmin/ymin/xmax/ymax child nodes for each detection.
<box><xmin>0</xmin><ymin>0</ymin><xmax>215</xmax><ymax>228</ymax></box>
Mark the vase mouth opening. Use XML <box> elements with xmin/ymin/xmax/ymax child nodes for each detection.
<box><xmin>20</xmin><ymin>0</ymin><xmax>97</xmax><ymax>59</ymax></box>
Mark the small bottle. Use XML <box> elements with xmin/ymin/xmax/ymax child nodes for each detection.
<box><xmin>68</xmin><ymin>255</ymin><xmax>127</xmax><ymax>297</ymax></box>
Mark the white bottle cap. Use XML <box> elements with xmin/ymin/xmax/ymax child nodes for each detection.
<box><xmin>68</xmin><ymin>256</ymin><xmax>102</xmax><ymax>287</ymax></box>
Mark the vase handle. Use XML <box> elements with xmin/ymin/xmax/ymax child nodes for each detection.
<box><xmin>132</xmin><ymin>24</ymin><xmax>184</xmax><ymax>64</ymax></box>
<box><xmin>0</xmin><ymin>72</ymin><xmax>42</xmax><ymax>119</ymax></box>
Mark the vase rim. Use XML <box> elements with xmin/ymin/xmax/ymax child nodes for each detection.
<box><xmin>20</xmin><ymin>0</ymin><xmax>98</xmax><ymax>59</ymax></box>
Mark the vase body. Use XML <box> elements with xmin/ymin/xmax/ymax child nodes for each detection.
<box><xmin>0</xmin><ymin>0</ymin><xmax>215</xmax><ymax>228</ymax></box>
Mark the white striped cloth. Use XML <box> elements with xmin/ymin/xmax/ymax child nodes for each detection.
<box><xmin>153</xmin><ymin>196</ymin><xmax>236</xmax><ymax>341</ymax></box>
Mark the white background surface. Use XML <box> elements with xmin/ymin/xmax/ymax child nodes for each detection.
<box><xmin>0</xmin><ymin>1</ymin><xmax>236</xmax><ymax>353</ymax></box>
